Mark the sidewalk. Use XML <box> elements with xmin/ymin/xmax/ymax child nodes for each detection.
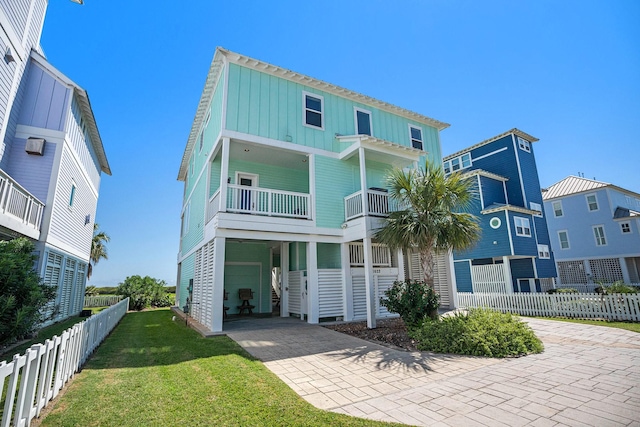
<box><xmin>225</xmin><ymin>317</ymin><xmax>640</xmax><ymax>426</ymax></box>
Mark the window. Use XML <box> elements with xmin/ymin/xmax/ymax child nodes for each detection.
<box><xmin>558</xmin><ymin>230</ymin><xmax>570</xmax><ymax>249</ymax></box>
<box><xmin>593</xmin><ymin>225</ymin><xmax>606</xmax><ymax>246</ymax></box>
<box><xmin>443</xmin><ymin>153</ymin><xmax>472</xmax><ymax>176</ymax></box>
<box><xmin>354</xmin><ymin>107</ymin><xmax>372</xmax><ymax>136</ymax></box>
<box><xmin>514</xmin><ymin>217</ymin><xmax>531</xmax><ymax>237</ymax></box>
<box><xmin>621</xmin><ymin>222</ymin><xmax>631</xmax><ymax>234</ymax></box>
<box><xmin>586</xmin><ymin>194</ymin><xmax>599</xmax><ymax>211</ymax></box>
<box><xmin>182</xmin><ymin>202</ymin><xmax>190</xmax><ymax>236</ymax></box>
<box><xmin>199</xmin><ymin>131</ymin><xmax>204</xmax><ymax>153</ymax></box>
<box><xmin>409</xmin><ymin>125</ymin><xmax>423</xmax><ymax>150</ymax></box>
<box><xmin>303</xmin><ymin>92</ymin><xmax>324</xmax><ymax>129</ymax></box>
<box><xmin>517</xmin><ymin>137</ymin><xmax>531</xmax><ymax>153</ymax></box>
<box><xmin>69</xmin><ymin>183</ymin><xmax>76</xmax><ymax>208</ymax></box>
<box><xmin>489</xmin><ymin>217</ymin><xmax>501</xmax><ymax>229</ymax></box>
<box><xmin>530</xmin><ymin>202</ymin><xmax>543</xmax><ymax>217</ymax></box>
<box><xmin>537</xmin><ymin>244</ymin><xmax>550</xmax><ymax>259</ymax></box>
<box><xmin>552</xmin><ymin>201</ymin><xmax>563</xmax><ymax>217</ymax></box>
<box><xmin>189</xmin><ymin>154</ymin><xmax>194</xmax><ymax>177</ymax></box>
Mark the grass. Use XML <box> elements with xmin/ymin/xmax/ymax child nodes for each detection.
<box><xmin>0</xmin><ymin>307</ymin><xmax>106</xmax><ymax>361</ymax></box>
<box><xmin>531</xmin><ymin>316</ymin><xmax>640</xmax><ymax>333</ymax></box>
<box><xmin>37</xmin><ymin>308</ymin><xmax>399</xmax><ymax>427</ymax></box>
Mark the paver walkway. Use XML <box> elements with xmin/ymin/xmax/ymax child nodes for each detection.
<box><xmin>225</xmin><ymin>317</ymin><xmax>640</xmax><ymax>426</ymax></box>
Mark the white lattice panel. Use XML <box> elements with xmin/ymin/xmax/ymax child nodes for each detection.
<box><xmin>557</xmin><ymin>260</ymin><xmax>587</xmax><ymax>284</ymax></box>
<box><xmin>589</xmin><ymin>258</ymin><xmax>623</xmax><ymax>283</ymax></box>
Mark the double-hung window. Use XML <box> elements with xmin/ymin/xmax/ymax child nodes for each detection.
<box><xmin>517</xmin><ymin>137</ymin><xmax>531</xmax><ymax>152</ymax></box>
<box><xmin>537</xmin><ymin>244</ymin><xmax>550</xmax><ymax>259</ymax></box>
<box><xmin>558</xmin><ymin>230</ymin><xmax>570</xmax><ymax>249</ymax></box>
<box><xmin>354</xmin><ymin>107</ymin><xmax>372</xmax><ymax>136</ymax></box>
<box><xmin>593</xmin><ymin>225</ymin><xmax>606</xmax><ymax>246</ymax></box>
<box><xmin>303</xmin><ymin>92</ymin><xmax>324</xmax><ymax>129</ymax></box>
<box><xmin>514</xmin><ymin>217</ymin><xmax>531</xmax><ymax>237</ymax></box>
<box><xmin>409</xmin><ymin>125</ymin><xmax>423</xmax><ymax>150</ymax></box>
<box><xmin>552</xmin><ymin>201</ymin><xmax>563</xmax><ymax>217</ymax></box>
<box><xmin>530</xmin><ymin>202</ymin><xmax>543</xmax><ymax>217</ymax></box>
<box><xmin>586</xmin><ymin>194</ymin><xmax>599</xmax><ymax>211</ymax></box>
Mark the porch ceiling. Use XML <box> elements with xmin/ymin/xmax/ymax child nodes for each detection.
<box><xmin>230</xmin><ymin>141</ymin><xmax>308</xmax><ymax>171</ymax></box>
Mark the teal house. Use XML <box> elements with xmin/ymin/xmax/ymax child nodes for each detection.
<box><xmin>176</xmin><ymin>48</ymin><xmax>453</xmax><ymax>333</ymax></box>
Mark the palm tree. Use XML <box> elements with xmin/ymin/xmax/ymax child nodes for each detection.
<box><xmin>88</xmin><ymin>223</ymin><xmax>110</xmax><ymax>279</ymax></box>
<box><xmin>376</xmin><ymin>159</ymin><xmax>481</xmax><ymax>287</ymax></box>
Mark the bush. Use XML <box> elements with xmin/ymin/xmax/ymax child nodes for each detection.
<box><xmin>380</xmin><ymin>280</ymin><xmax>440</xmax><ymax>326</ymax></box>
<box><xmin>547</xmin><ymin>288</ymin><xmax>578</xmax><ymax>294</ymax></box>
<box><xmin>409</xmin><ymin>308</ymin><xmax>544</xmax><ymax>358</ymax></box>
<box><xmin>117</xmin><ymin>275</ymin><xmax>172</xmax><ymax>311</ymax></box>
<box><xmin>604</xmin><ymin>281</ymin><xmax>638</xmax><ymax>294</ymax></box>
<box><xmin>0</xmin><ymin>238</ymin><xmax>57</xmax><ymax>346</ymax></box>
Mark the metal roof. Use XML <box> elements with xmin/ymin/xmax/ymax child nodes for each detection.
<box><xmin>542</xmin><ymin>176</ymin><xmax>609</xmax><ymax>200</ymax></box>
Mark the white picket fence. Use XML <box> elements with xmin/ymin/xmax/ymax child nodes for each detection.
<box><xmin>83</xmin><ymin>295</ymin><xmax>122</xmax><ymax>307</ymax></box>
<box><xmin>458</xmin><ymin>292</ymin><xmax>640</xmax><ymax>322</ymax></box>
<box><xmin>0</xmin><ymin>298</ymin><xmax>129</xmax><ymax>427</ymax></box>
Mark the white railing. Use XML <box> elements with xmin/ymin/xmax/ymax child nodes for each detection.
<box><xmin>458</xmin><ymin>292</ymin><xmax>640</xmax><ymax>322</ymax></box>
<box><xmin>349</xmin><ymin>242</ymin><xmax>391</xmax><ymax>267</ymax></box>
<box><xmin>206</xmin><ymin>189</ymin><xmax>221</xmax><ymax>224</ymax></box>
<box><xmin>344</xmin><ymin>189</ymin><xmax>397</xmax><ymax>221</ymax></box>
<box><xmin>84</xmin><ymin>295</ymin><xmax>123</xmax><ymax>307</ymax></box>
<box><xmin>0</xmin><ymin>298</ymin><xmax>129</xmax><ymax>427</ymax></box>
<box><xmin>0</xmin><ymin>169</ymin><xmax>44</xmax><ymax>231</ymax></box>
<box><xmin>226</xmin><ymin>184</ymin><xmax>310</xmax><ymax>219</ymax></box>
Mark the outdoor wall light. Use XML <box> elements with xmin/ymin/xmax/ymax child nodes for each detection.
<box><xmin>4</xmin><ymin>47</ymin><xmax>15</xmax><ymax>63</ymax></box>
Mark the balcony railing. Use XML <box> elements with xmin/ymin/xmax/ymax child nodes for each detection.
<box><xmin>344</xmin><ymin>189</ymin><xmax>398</xmax><ymax>221</ymax></box>
<box><xmin>207</xmin><ymin>185</ymin><xmax>311</xmax><ymax>222</ymax></box>
<box><xmin>0</xmin><ymin>169</ymin><xmax>44</xmax><ymax>232</ymax></box>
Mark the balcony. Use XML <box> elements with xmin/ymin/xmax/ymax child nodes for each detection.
<box><xmin>344</xmin><ymin>188</ymin><xmax>398</xmax><ymax>221</ymax></box>
<box><xmin>207</xmin><ymin>184</ymin><xmax>311</xmax><ymax>223</ymax></box>
<box><xmin>0</xmin><ymin>169</ymin><xmax>44</xmax><ymax>239</ymax></box>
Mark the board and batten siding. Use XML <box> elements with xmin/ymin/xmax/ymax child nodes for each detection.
<box><xmin>47</xmin><ymin>144</ymin><xmax>95</xmax><ymax>258</ymax></box>
<box><xmin>225</xmin><ymin>63</ymin><xmax>440</xmax><ymax>154</ymax></box>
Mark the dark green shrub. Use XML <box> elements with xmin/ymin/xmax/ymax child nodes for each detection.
<box><xmin>380</xmin><ymin>280</ymin><xmax>440</xmax><ymax>326</ymax></box>
<box><xmin>0</xmin><ymin>238</ymin><xmax>57</xmax><ymax>346</ymax></box>
<box><xmin>409</xmin><ymin>308</ymin><xmax>544</xmax><ymax>358</ymax></box>
<box><xmin>117</xmin><ymin>275</ymin><xmax>171</xmax><ymax>311</ymax></box>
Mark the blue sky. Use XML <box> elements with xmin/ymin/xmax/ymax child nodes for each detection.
<box><xmin>41</xmin><ymin>0</ymin><xmax>639</xmax><ymax>287</ymax></box>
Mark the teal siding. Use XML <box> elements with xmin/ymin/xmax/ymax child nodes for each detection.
<box><xmin>225</xmin><ymin>63</ymin><xmax>441</xmax><ymax>154</ymax></box>
<box><xmin>318</xmin><ymin>243</ymin><xmax>341</xmax><ymax>269</ymax></box>
<box><xmin>289</xmin><ymin>242</ymin><xmax>307</xmax><ymax>271</ymax></box>
<box><xmin>228</xmin><ymin>159</ymin><xmax>309</xmax><ymax>193</ymax></box>
<box><xmin>225</xmin><ymin>241</ymin><xmax>271</xmax><ymax>313</ymax></box>
<box><xmin>209</xmin><ymin>157</ymin><xmax>221</xmax><ymax>197</ymax></box>
<box><xmin>315</xmin><ymin>156</ymin><xmax>359</xmax><ymax>228</ymax></box>
<box><xmin>178</xmin><ymin>254</ymin><xmax>195</xmax><ymax>309</ymax></box>
<box><xmin>365</xmin><ymin>160</ymin><xmax>392</xmax><ymax>189</ymax></box>
<box><xmin>181</xmin><ymin>177</ymin><xmax>206</xmax><ymax>254</ymax></box>
<box><xmin>454</xmin><ymin>261</ymin><xmax>473</xmax><ymax>292</ymax></box>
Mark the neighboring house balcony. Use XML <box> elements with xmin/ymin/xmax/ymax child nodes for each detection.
<box><xmin>344</xmin><ymin>188</ymin><xmax>399</xmax><ymax>221</ymax></box>
<box><xmin>207</xmin><ymin>185</ymin><xmax>311</xmax><ymax>223</ymax></box>
<box><xmin>0</xmin><ymin>169</ymin><xmax>44</xmax><ymax>240</ymax></box>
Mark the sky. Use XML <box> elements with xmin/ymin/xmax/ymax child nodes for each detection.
<box><xmin>41</xmin><ymin>0</ymin><xmax>639</xmax><ymax>287</ymax></box>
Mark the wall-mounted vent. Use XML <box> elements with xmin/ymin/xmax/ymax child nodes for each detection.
<box><xmin>25</xmin><ymin>138</ymin><xmax>45</xmax><ymax>155</ymax></box>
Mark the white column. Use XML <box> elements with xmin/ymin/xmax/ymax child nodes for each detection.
<box><xmin>342</xmin><ymin>242</ymin><xmax>354</xmax><ymax>321</ymax></box>
<box><xmin>448</xmin><ymin>251</ymin><xmax>459</xmax><ymax>309</ymax></box>
<box><xmin>280</xmin><ymin>242</ymin><xmax>289</xmax><ymax>317</ymax></box>
<box><xmin>620</xmin><ymin>257</ymin><xmax>632</xmax><ymax>284</ymax></box>
<box><xmin>502</xmin><ymin>256</ymin><xmax>513</xmax><ymax>294</ymax></box>
<box><xmin>363</xmin><ymin>236</ymin><xmax>376</xmax><ymax>328</ymax></box>
<box><xmin>219</xmin><ymin>137</ymin><xmax>230</xmax><ymax>212</ymax></box>
<box><xmin>211</xmin><ymin>236</ymin><xmax>226</xmax><ymax>333</ymax></box>
<box><xmin>308</xmin><ymin>154</ymin><xmax>316</xmax><ymax>223</ymax></box>
<box><xmin>396</xmin><ymin>248</ymin><xmax>406</xmax><ymax>281</ymax></box>
<box><xmin>307</xmin><ymin>241</ymin><xmax>319</xmax><ymax>324</ymax></box>
<box><xmin>358</xmin><ymin>147</ymin><xmax>368</xmax><ymax>216</ymax></box>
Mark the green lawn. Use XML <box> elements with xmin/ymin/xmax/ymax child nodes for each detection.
<box><xmin>531</xmin><ymin>316</ymin><xmax>640</xmax><ymax>333</ymax></box>
<box><xmin>38</xmin><ymin>309</ymin><xmax>399</xmax><ymax>427</ymax></box>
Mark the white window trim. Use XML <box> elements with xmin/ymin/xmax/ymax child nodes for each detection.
<box><xmin>552</xmin><ymin>200</ymin><xmax>563</xmax><ymax>218</ymax></box>
<box><xmin>302</xmin><ymin>91</ymin><xmax>324</xmax><ymax>130</ymax></box>
<box><xmin>558</xmin><ymin>230</ymin><xmax>570</xmax><ymax>250</ymax></box>
<box><xmin>354</xmin><ymin>107</ymin><xmax>373</xmax><ymax>136</ymax></box>
<box><xmin>517</xmin><ymin>137</ymin><xmax>531</xmax><ymax>153</ymax></box>
<box><xmin>620</xmin><ymin>221</ymin><xmax>632</xmax><ymax>234</ymax></box>
<box><xmin>537</xmin><ymin>244</ymin><xmax>550</xmax><ymax>259</ymax></box>
<box><xmin>593</xmin><ymin>225</ymin><xmax>607</xmax><ymax>246</ymax></box>
<box><xmin>514</xmin><ymin>216</ymin><xmax>531</xmax><ymax>237</ymax></box>
<box><xmin>235</xmin><ymin>171</ymin><xmax>259</xmax><ymax>187</ymax></box>
<box><xmin>586</xmin><ymin>193</ymin><xmax>599</xmax><ymax>212</ymax></box>
<box><xmin>443</xmin><ymin>153</ymin><xmax>472</xmax><ymax>176</ymax></box>
<box><xmin>408</xmin><ymin>124</ymin><xmax>423</xmax><ymax>150</ymax></box>
<box><xmin>68</xmin><ymin>181</ymin><xmax>77</xmax><ymax>210</ymax></box>
<box><xmin>530</xmin><ymin>202</ymin><xmax>543</xmax><ymax>217</ymax></box>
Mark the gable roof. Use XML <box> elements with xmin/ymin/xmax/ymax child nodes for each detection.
<box><xmin>30</xmin><ymin>51</ymin><xmax>111</xmax><ymax>175</ymax></box>
<box><xmin>178</xmin><ymin>47</ymin><xmax>450</xmax><ymax>180</ymax></box>
<box><xmin>444</xmin><ymin>128</ymin><xmax>538</xmax><ymax>161</ymax></box>
<box><xmin>542</xmin><ymin>175</ymin><xmax>640</xmax><ymax>200</ymax></box>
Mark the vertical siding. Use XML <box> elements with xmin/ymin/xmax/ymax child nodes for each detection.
<box><xmin>315</xmin><ymin>156</ymin><xmax>359</xmax><ymax>228</ymax></box>
<box><xmin>4</xmin><ymin>136</ymin><xmax>54</xmax><ymax>201</ymax></box>
<box><xmin>225</xmin><ymin>63</ymin><xmax>441</xmax><ymax>154</ymax></box>
<box><xmin>47</xmin><ymin>145</ymin><xmax>95</xmax><ymax>257</ymax></box>
<box><xmin>18</xmin><ymin>62</ymin><xmax>70</xmax><ymax>131</ymax></box>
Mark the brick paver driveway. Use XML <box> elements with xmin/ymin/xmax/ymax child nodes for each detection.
<box><xmin>225</xmin><ymin>317</ymin><xmax>640</xmax><ymax>426</ymax></box>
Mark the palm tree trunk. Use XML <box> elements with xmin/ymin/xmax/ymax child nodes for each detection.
<box><xmin>420</xmin><ymin>247</ymin><xmax>435</xmax><ymax>288</ymax></box>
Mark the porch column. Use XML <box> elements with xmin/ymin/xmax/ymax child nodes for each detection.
<box><xmin>212</xmin><ymin>236</ymin><xmax>226</xmax><ymax>333</ymax></box>
<box><xmin>396</xmin><ymin>248</ymin><xmax>405</xmax><ymax>281</ymax></box>
<box><xmin>358</xmin><ymin>147</ymin><xmax>368</xmax><ymax>216</ymax></box>
<box><xmin>307</xmin><ymin>241</ymin><xmax>319</xmax><ymax>324</ymax></box>
<box><xmin>448</xmin><ymin>251</ymin><xmax>459</xmax><ymax>309</ymax></box>
<box><xmin>363</xmin><ymin>236</ymin><xmax>376</xmax><ymax>328</ymax></box>
<box><xmin>219</xmin><ymin>137</ymin><xmax>230</xmax><ymax>213</ymax></box>
<box><xmin>342</xmin><ymin>242</ymin><xmax>354</xmax><ymax>321</ymax></box>
<box><xmin>502</xmin><ymin>256</ymin><xmax>513</xmax><ymax>294</ymax></box>
<box><xmin>308</xmin><ymin>154</ymin><xmax>316</xmax><ymax>222</ymax></box>
<box><xmin>620</xmin><ymin>257</ymin><xmax>632</xmax><ymax>284</ymax></box>
<box><xmin>280</xmin><ymin>242</ymin><xmax>289</xmax><ymax>317</ymax></box>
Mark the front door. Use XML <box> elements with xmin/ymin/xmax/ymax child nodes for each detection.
<box><xmin>237</xmin><ymin>173</ymin><xmax>257</xmax><ymax>212</ymax></box>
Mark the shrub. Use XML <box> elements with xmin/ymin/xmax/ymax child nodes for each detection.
<box><xmin>380</xmin><ymin>280</ymin><xmax>440</xmax><ymax>326</ymax></box>
<box><xmin>409</xmin><ymin>308</ymin><xmax>544</xmax><ymax>358</ymax></box>
<box><xmin>547</xmin><ymin>288</ymin><xmax>578</xmax><ymax>294</ymax></box>
<box><xmin>605</xmin><ymin>281</ymin><xmax>638</xmax><ymax>294</ymax></box>
<box><xmin>117</xmin><ymin>275</ymin><xmax>171</xmax><ymax>311</ymax></box>
<box><xmin>0</xmin><ymin>238</ymin><xmax>57</xmax><ymax>346</ymax></box>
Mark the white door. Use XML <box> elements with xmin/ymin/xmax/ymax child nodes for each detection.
<box><xmin>236</xmin><ymin>172</ymin><xmax>258</xmax><ymax>212</ymax></box>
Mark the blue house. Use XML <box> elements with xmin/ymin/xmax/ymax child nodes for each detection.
<box><xmin>542</xmin><ymin>176</ymin><xmax>640</xmax><ymax>287</ymax></box>
<box><xmin>443</xmin><ymin>129</ymin><xmax>557</xmax><ymax>294</ymax></box>
<box><xmin>0</xmin><ymin>0</ymin><xmax>111</xmax><ymax>323</ymax></box>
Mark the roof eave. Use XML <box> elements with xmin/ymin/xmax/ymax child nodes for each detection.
<box><xmin>444</xmin><ymin>128</ymin><xmax>539</xmax><ymax>161</ymax></box>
